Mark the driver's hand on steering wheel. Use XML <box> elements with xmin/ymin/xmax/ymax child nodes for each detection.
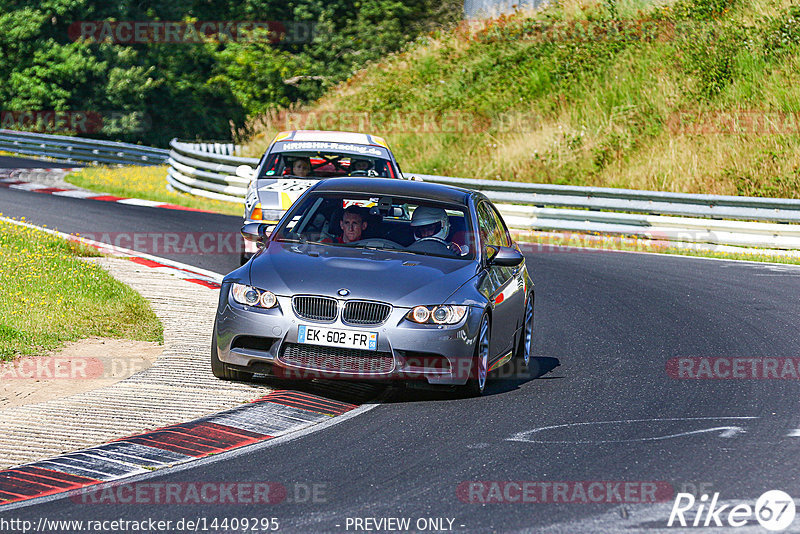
<box><xmin>448</xmin><ymin>242</ymin><xmax>463</xmax><ymax>255</ymax></box>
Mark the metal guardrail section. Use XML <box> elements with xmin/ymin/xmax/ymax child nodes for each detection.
<box><xmin>165</xmin><ymin>141</ymin><xmax>800</xmax><ymax>251</ymax></box>
<box><xmin>167</xmin><ymin>139</ymin><xmax>256</xmax><ymax>202</ymax></box>
<box><xmin>464</xmin><ymin>0</ymin><xmax>546</xmax><ymax>18</ymax></box>
<box><xmin>0</xmin><ymin>129</ymin><xmax>169</xmax><ymax>166</ymax></box>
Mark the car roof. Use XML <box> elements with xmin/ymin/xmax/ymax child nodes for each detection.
<box><xmin>271</xmin><ymin>130</ymin><xmax>391</xmax><ymax>150</ymax></box>
<box><xmin>310</xmin><ymin>177</ymin><xmax>474</xmax><ymax>205</ymax></box>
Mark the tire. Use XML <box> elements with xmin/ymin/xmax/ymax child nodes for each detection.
<box><xmin>211</xmin><ymin>325</ymin><xmax>253</xmax><ymax>382</ymax></box>
<box><xmin>515</xmin><ymin>293</ymin><xmax>534</xmax><ymax>367</ymax></box>
<box><xmin>459</xmin><ymin>314</ymin><xmax>490</xmax><ymax>397</ymax></box>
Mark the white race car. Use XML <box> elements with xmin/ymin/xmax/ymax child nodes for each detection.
<box><xmin>239</xmin><ymin>130</ymin><xmax>406</xmax><ymax>264</ymax></box>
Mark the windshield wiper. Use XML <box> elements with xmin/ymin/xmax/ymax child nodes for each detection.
<box><xmin>277</xmin><ymin>237</ymin><xmax>331</xmax><ymax>246</ymax></box>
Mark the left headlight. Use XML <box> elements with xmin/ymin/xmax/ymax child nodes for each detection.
<box><xmin>231</xmin><ymin>283</ymin><xmax>278</xmax><ymax>308</ymax></box>
<box><xmin>406</xmin><ymin>305</ymin><xmax>467</xmax><ymax>325</ymax></box>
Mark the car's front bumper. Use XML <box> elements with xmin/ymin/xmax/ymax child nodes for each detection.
<box><xmin>214</xmin><ymin>290</ymin><xmax>483</xmax><ymax>385</ymax></box>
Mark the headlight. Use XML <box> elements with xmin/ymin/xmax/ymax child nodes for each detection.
<box><xmin>406</xmin><ymin>305</ymin><xmax>467</xmax><ymax>325</ymax></box>
<box><xmin>231</xmin><ymin>283</ymin><xmax>278</xmax><ymax>308</ymax></box>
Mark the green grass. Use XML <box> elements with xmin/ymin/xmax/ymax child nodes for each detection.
<box><xmin>244</xmin><ymin>0</ymin><xmax>800</xmax><ymax>198</ymax></box>
<box><xmin>0</xmin><ymin>219</ymin><xmax>163</xmax><ymax>361</ymax></box>
<box><xmin>66</xmin><ymin>166</ymin><xmax>244</xmax><ymax>217</ymax></box>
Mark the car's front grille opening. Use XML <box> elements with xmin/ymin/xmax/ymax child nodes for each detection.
<box><xmin>231</xmin><ymin>335</ymin><xmax>276</xmax><ymax>352</ymax></box>
<box><xmin>292</xmin><ymin>296</ymin><xmax>338</xmax><ymax>322</ymax></box>
<box><xmin>342</xmin><ymin>300</ymin><xmax>392</xmax><ymax>325</ymax></box>
<box><xmin>279</xmin><ymin>343</ymin><xmax>394</xmax><ymax>374</ymax></box>
<box><xmin>399</xmin><ymin>350</ymin><xmax>451</xmax><ymax>372</ymax></box>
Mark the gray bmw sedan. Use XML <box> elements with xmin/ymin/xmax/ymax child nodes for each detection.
<box><xmin>212</xmin><ymin>177</ymin><xmax>534</xmax><ymax>396</ymax></box>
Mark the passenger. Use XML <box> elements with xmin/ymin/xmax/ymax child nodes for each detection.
<box><xmin>290</xmin><ymin>157</ymin><xmax>311</xmax><ymax>177</ymax></box>
<box><xmin>324</xmin><ymin>206</ymin><xmax>367</xmax><ymax>243</ymax></box>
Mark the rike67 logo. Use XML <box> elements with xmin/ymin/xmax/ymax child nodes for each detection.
<box><xmin>668</xmin><ymin>490</ymin><xmax>796</xmax><ymax>531</ymax></box>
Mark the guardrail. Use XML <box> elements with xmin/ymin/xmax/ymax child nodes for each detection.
<box><xmin>167</xmin><ymin>139</ymin><xmax>255</xmax><ymax>202</ymax></box>
<box><xmin>166</xmin><ymin>141</ymin><xmax>800</xmax><ymax>251</ymax></box>
<box><xmin>0</xmin><ymin>129</ymin><xmax>169</xmax><ymax>166</ymax></box>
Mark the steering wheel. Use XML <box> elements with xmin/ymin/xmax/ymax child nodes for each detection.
<box><xmin>348</xmin><ymin>238</ymin><xmax>404</xmax><ymax>250</ymax></box>
<box><xmin>407</xmin><ymin>237</ymin><xmax>450</xmax><ymax>254</ymax></box>
<box><xmin>416</xmin><ymin>237</ymin><xmax>448</xmax><ymax>245</ymax></box>
<box><xmin>410</xmin><ymin>237</ymin><xmax>464</xmax><ymax>256</ymax></box>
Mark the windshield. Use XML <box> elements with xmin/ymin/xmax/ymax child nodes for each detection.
<box><xmin>259</xmin><ymin>151</ymin><xmax>396</xmax><ymax>179</ymax></box>
<box><xmin>273</xmin><ymin>192</ymin><xmax>475</xmax><ymax>259</ymax></box>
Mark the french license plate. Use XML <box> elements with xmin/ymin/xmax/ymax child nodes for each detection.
<box><xmin>297</xmin><ymin>325</ymin><xmax>378</xmax><ymax>351</ymax></box>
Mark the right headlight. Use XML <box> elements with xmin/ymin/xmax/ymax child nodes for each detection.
<box><xmin>406</xmin><ymin>305</ymin><xmax>467</xmax><ymax>325</ymax></box>
<box><xmin>231</xmin><ymin>283</ymin><xmax>278</xmax><ymax>308</ymax></box>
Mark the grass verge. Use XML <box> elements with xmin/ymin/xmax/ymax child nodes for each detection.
<box><xmin>66</xmin><ymin>166</ymin><xmax>243</xmax><ymax>216</ymax></box>
<box><xmin>515</xmin><ymin>229</ymin><xmax>800</xmax><ymax>265</ymax></box>
<box><xmin>0</xmin><ymin>219</ymin><xmax>163</xmax><ymax>361</ymax></box>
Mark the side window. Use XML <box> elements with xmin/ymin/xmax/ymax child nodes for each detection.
<box><xmin>488</xmin><ymin>204</ymin><xmax>511</xmax><ymax>247</ymax></box>
<box><xmin>477</xmin><ymin>202</ymin><xmax>508</xmax><ymax>249</ymax></box>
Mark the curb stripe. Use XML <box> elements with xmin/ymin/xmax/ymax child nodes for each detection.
<box><xmin>12</xmin><ymin>467</ymin><xmax>98</xmax><ymax>486</ymax></box>
<box><xmin>258</xmin><ymin>391</ymin><xmax>358</xmax><ymax>416</ymax></box>
<box><xmin>129</xmin><ymin>257</ymin><xmax>167</xmax><ymax>269</ymax></box>
<box><xmin>119</xmin><ymin>422</ymin><xmax>269</xmax><ymax>457</ymax></box>
<box><xmin>0</xmin><ymin>468</ymin><xmax>98</xmax><ymax>499</ymax></box>
<box><xmin>159</xmin><ymin>204</ymin><xmax>209</xmax><ymax>212</ymax></box>
<box><xmin>0</xmin><ymin>177</ymin><xmax>218</xmax><ymax>214</ymax></box>
<box><xmin>87</xmin><ymin>195</ymin><xmax>127</xmax><ymax>202</ymax></box>
<box><xmin>264</xmin><ymin>398</ymin><xmax>355</xmax><ymax>416</ymax></box>
<box><xmin>32</xmin><ymin>187</ymin><xmax>69</xmax><ymax>194</ymax></box>
<box><xmin>185</xmin><ymin>278</ymin><xmax>221</xmax><ymax>289</ymax></box>
<box><xmin>263</xmin><ymin>390</ymin><xmax>359</xmax><ymax>408</ymax></box>
<box><xmin>78</xmin><ymin>443</ymin><xmax>191</xmax><ymax>467</ymax></box>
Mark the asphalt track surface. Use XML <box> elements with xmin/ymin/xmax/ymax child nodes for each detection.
<box><xmin>2</xmin><ymin>168</ymin><xmax>800</xmax><ymax>532</ymax></box>
<box><xmin>0</xmin><ymin>155</ymin><xmax>81</xmax><ymax>169</ymax></box>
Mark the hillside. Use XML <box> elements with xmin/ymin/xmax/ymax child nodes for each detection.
<box><xmin>243</xmin><ymin>0</ymin><xmax>800</xmax><ymax>197</ymax></box>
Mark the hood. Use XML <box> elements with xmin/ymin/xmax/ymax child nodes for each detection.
<box><xmin>248</xmin><ymin>242</ymin><xmax>478</xmax><ymax>307</ymax></box>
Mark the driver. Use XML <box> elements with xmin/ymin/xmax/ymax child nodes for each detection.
<box><xmin>411</xmin><ymin>206</ymin><xmax>450</xmax><ymax>241</ymax></box>
<box><xmin>411</xmin><ymin>206</ymin><xmax>462</xmax><ymax>255</ymax></box>
<box><xmin>349</xmin><ymin>159</ymin><xmax>371</xmax><ymax>174</ymax></box>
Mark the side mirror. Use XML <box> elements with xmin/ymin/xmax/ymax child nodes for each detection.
<box><xmin>487</xmin><ymin>246</ymin><xmax>523</xmax><ymax>267</ymax></box>
<box><xmin>241</xmin><ymin>222</ymin><xmax>271</xmax><ymax>243</ymax></box>
<box><xmin>236</xmin><ymin>165</ymin><xmax>255</xmax><ymax>181</ymax></box>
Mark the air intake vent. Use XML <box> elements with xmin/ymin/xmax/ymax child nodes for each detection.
<box><xmin>279</xmin><ymin>343</ymin><xmax>394</xmax><ymax>375</ymax></box>
<box><xmin>342</xmin><ymin>300</ymin><xmax>392</xmax><ymax>326</ymax></box>
<box><xmin>292</xmin><ymin>296</ymin><xmax>338</xmax><ymax>322</ymax></box>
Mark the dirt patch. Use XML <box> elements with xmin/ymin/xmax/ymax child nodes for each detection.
<box><xmin>0</xmin><ymin>337</ymin><xmax>162</xmax><ymax>409</ymax></box>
